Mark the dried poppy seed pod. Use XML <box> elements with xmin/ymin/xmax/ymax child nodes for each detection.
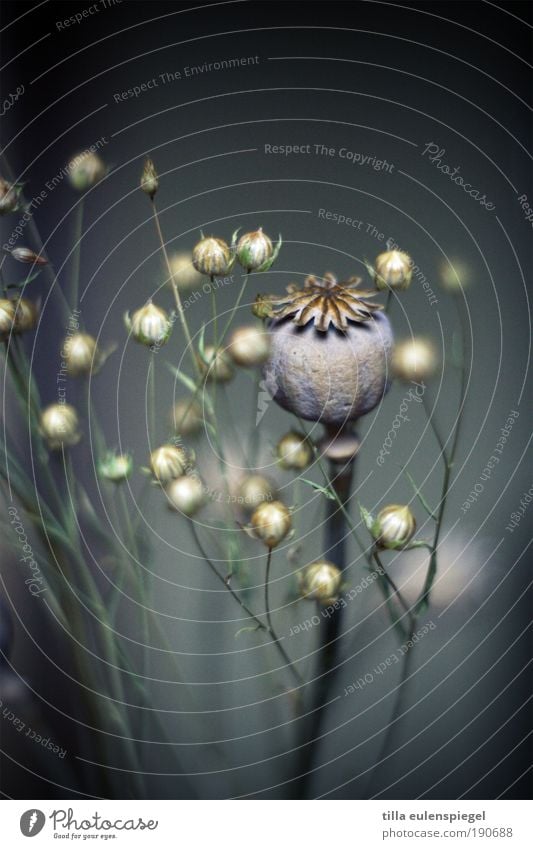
<box><xmin>236</xmin><ymin>228</ymin><xmax>278</xmax><ymax>272</ymax></box>
<box><xmin>0</xmin><ymin>178</ymin><xmax>22</xmax><ymax>215</ymax></box>
<box><xmin>249</xmin><ymin>500</ymin><xmax>292</xmax><ymax>548</ymax></box>
<box><xmin>393</xmin><ymin>338</ymin><xmax>437</xmax><ymax>382</ymax></box>
<box><xmin>12</xmin><ymin>297</ymin><xmax>39</xmax><ymax>333</ymax></box>
<box><xmin>199</xmin><ymin>345</ymin><xmax>234</xmax><ymax>382</ymax></box>
<box><xmin>40</xmin><ymin>403</ymin><xmax>81</xmax><ymax>450</ymax></box>
<box><xmin>375</xmin><ymin>504</ymin><xmax>416</xmax><ymax>550</ymax></box>
<box><xmin>228</xmin><ymin>325</ymin><xmax>271</xmax><ymax>367</ymax></box>
<box><xmin>10</xmin><ymin>247</ymin><xmax>47</xmax><ymax>265</ymax></box>
<box><xmin>98</xmin><ymin>452</ymin><xmax>133</xmax><ymax>483</ymax></box>
<box><xmin>301</xmin><ymin>560</ymin><xmax>342</xmax><ymax>604</ymax></box>
<box><xmin>150</xmin><ymin>444</ymin><xmax>192</xmax><ymax>484</ymax></box>
<box><xmin>63</xmin><ymin>332</ymin><xmax>102</xmax><ymax>376</ymax></box>
<box><xmin>168</xmin><ymin>252</ymin><xmax>203</xmax><ymax>291</ymax></box>
<box><xmin>0</xmin><ymin>299</ymin><xmax>16</xmax><ymax>340</ymax></box>
<box><xmin>165</xmin><ymin>475</ymin><xmax>205</xmax><ymax>517</ymax></box>
<box><xmin>276</xmin><ymin>431</ymin><xmax>313</xmax><ymax>471</ymax></box>
<box><xmin>170</xmin><ymin>399</ymin><xmax>203</xmax><ymax>437</ymax></box>
<box><xmin>68</xmin><ymin>151</ymin><xmax>106</xmax><ymax>191</ymax></box>
<box><xmin>374</xmin><ymin>250</ymin><xmax>413</xmax><ymax>291</ymax></box>
<box><xmin>237</xmin><ymin>474</ymin><xmax>277</xmax><ymax>512</ymax></box>
<box><xmin>140</xmin><ymin>157</ymin><xmax>158</xmax><ymax>200</ymax></box>
<box><xmin>125</xmin><ymin>301</ymin><xmax>172</xmax><ymax>347</ymax></box>
<box><xmin>263</xmin><ymin>272</ymin><xmax>393</xmax><ymax>425</ymax></box>
<box><xmin>192</xmin><ymin>236</ymin><xmax>232</xmax><ymax>277</ymax></box>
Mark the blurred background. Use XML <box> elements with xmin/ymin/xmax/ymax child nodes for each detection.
<box><xmin>0</xmin><ymin>0</ymin><xmax>531</xmax><ymax>799</ymax></box>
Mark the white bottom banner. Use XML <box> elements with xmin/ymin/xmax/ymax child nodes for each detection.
<box><xmin>0</xmin><ymin>800</ymin><xmax>530</xmax><ymax>847</ymax></box>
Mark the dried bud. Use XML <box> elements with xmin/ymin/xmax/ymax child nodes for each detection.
<box><xmin>170</xmin><ymin>399</ymin><xmax>203</xmax><ymax>437</ymax></box>
<box><xmin>0</xmin><ymin>299</ymin><xmax>17</xmax><ymax>340</ymax></box>
<box><xmin>63</xmin><ymin>332</ymin><xmax>102</xmax><ymax>376</ymax></box>
<box><xmin>40</xmin><ymin>403</ymin><xmax>81</xmax><ymax>450</ymax></box>
<box><xmin>276</xmin><ymin>431</ymin><xmax>313</xmax><ymax>471</ymax></box>
<box><xmin>301</xmin><ymin>560</ymin><xmax>342</xmax><ymax>604</ymax></box>
<box><xmin>0</xmin><ymin>178</ymin><xmax>22</xmax><ymax>215</ymax></box>
<box><xmin>68</xmin><ymin>151</ymin><xmax>106</xmax><ymax>191</ymax></box>
<box><xmin>251</xmin><ymin>294</ymin><xmax>275</xmax><ymax>320</ymax></box>
<box><xmin>150</xmin><ymin>444</ymin><xmax>192</xmax><ymax>484</ymax></box>
<box><xmin>375</xmin><ymin>504</ymin><xmax>417</xmax><ymax>550</ymax></box>
<box><xmin>192</xmin><ymin>236</ymin><xmax>232</xmax><ymax>277</ymax></box>
<box><xmin>10</xmin><ymin>247</ymin><xmax>47</xmax><ymax>265</ymax></box>
<box><xmin>392</xmin><ymin>338</ymin><xmax>437</xmax><ymax>382</ymax></box>
<box><xmin>374</xmin><ymin>250</ymin><xmax>413</xmax><ymax>291</ymax></box>
<box><xmin>168</xmin><ymin>252</ymin><xmax>203</xmax><ymax>291</ymax></box>
<box><xmin>11</xmin><ymin>297</ymin><xmax>39</xmax><ymax>333</ymax></box>
<box><xmin>199</xmin><ymin>345</ymin><xmax>234</xmax><ymax>383</ymax></box>
<box><xmin>125</xmin><ymin>301</ymin><xmax>172</xmax><ymax>347</ymax></box>
<box><xmin>237</xmin><ymin>474</ymin><xmax>277</xmax><ymax>512</ymax></box>
<box><xmin>249</xmin><ymin>500</ymin><xmax>292</xmax><ymax>548</ymax></box>
<box><xmin>228</xmin><ymin>325</ymin><xmax>271</xmax><ymax>367</ymax></box>
<box><xmin>165</xmin><ymin>475</ymin><xmax>205</xmax><ymax>517</ymax></box>
<box><xmin>140</xmin><ymin>158</ymin><xmax>158</xmax><ymax>200</ymax></box>
<box><xmin>236</xmin><ymin>228</ymin><xmax>273</xmax><ymax>272</ymax></box>
<box><xmin>98</xmin><ymin>452</ymin><xmax>133</xmax><ymax>483</ymax></box>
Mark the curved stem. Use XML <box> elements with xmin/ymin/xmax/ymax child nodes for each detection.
<box><xmin>219</xmin><ymin>273</ymin><xmax>249</xmax><ymax>343</ymax></box>
<box><xmin>373</xmin><ymin>549</ymin><xmax>415</xmax><ymax>631</ymax></box>
<box><xmin>189</xmin><ymin>520</ymin><xmax>266</xmax><ymax>630</ymax></box>
<box><xmin>150</xmin><ymin>200</ymin><xmax>199</xmax><ymax>378</ymax></box>
<box><xmin>264</xmin><ymin>546</ymin><xmax>304</xmax><ymax>689</ymax></box>
<box><xmin>369</xmin><ymin>297</ymin><xmax>469</xmax><ymax>794</ymax></box>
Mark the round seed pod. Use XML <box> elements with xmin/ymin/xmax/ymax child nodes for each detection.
<box><xmin>237</xmin><ymin>474</ymin><xmax>277</xmax><ymax>512</ymax></box>
<box><xmin>265</xmin><ymin>314</ymin><xmax>393</xmax><ymax>425</ymax></box>
<box><xmin>11</xmin><ymin>297</ymin><xmax>39</xmax><ymax>333</ymax></box>
<box><xmin>150</xmin><ymin>444</ymin><xmax>191</xmax><ymax>484</ymax></box>
<box><xmin>249</xmin><ymin>500</ymin><xmax>292</xmax><ymax>548</ymax></box>
<box><xmin>392</xmin><ymin>338</ymin><xmax>437</xmax><ymax>382</ymax></box>
<box><xmin>192</xmin><ymin>237</ymin><xmax>231</xmax><ymax>277</ymax></box>
<box><xmin>375</xmin><ymin>504</ymin><xmax>417</xmax><ymax>549</ymax></box>
<box><xmin>165</xmin><ymin>475</ymin><xmax>205</xmax><ymax>517</ymax></box>
<box><xmin>68</xmin><ymin>151</ymin><xmax>106</xmax><ymax>190</ymax></box>
<box><xmin>228</xmin><ymin>325</ymin><xmax>271</xmax><ymax>367</ymax></box>
<box><xmin>63</xmin><ymin>332</ymin><xmax>102</xmax><ymax>376</ymax></box>
<box><xmin>98</xmin><ymin>453</ymin><xmax>133</xmax><ymax>483</ymax></box>
<box><xmin>40</xmin><ymin>403</ymin><xmax>81</xmax><ymax>450</ymax></box>
<box><xmin>236</xmin><ymin>229</ymin><xmax>273</xmax><ymax>272</ymax></box>
<box><xmin>276</xmin><ymin>431</ymin><xmax>313</xmax><ymax>470</ymax></box>
<box><xmin>301</xmin><ymin>560</ymin><xmax>342</xmax><ymax>604</ymax></box>
<box><xmin>0</xmin><ymin>299</ymin><xmax>16</xmax><ymax>340</ymax></box>
<box><xmin>127</xmin><ymin>302</ymin><xmax>172</xmax><ymax>348</ymax></box>
<box><xmin>374</xmin><ymin>250</ymin><xmax>413</xmax><ymax>291</ymax></box>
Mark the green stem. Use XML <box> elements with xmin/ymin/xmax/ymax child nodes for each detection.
<box><xmin>71</xmin><ymin>199</ymin><xmax>84</xmax><ymax>311</ymax></box>
<box><xmin>151</xmin><ymin>200</ymin><xmax>199</xmax><ymax>378</ymax></box>
<box><xmin>219</xmin><ymin>272</ymin><xmax>249</xmax><ymax>344</ymax></box>
<box><xmin>264</xmin><ymin>546</ymin><xmax>304</xmax><ymax>689</ymax></box>
<box><xmin>148</xmin><ymin>353</ymin><xmax>156</xmax><ymax>445</ymax></box>
<box><xmin>368</xmin><ymin>300</ymin><xmax>469</xmax><ymax>795</ymax></box>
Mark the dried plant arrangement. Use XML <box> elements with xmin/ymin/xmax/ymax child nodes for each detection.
<box><xmin>0</xmin><ymin>155</ymin><xmax>469</xmax><ymax>800</ymax></box>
